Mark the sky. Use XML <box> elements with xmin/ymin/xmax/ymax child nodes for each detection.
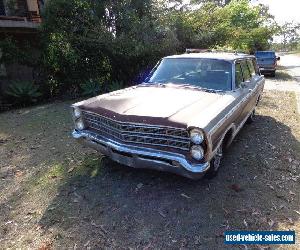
<box><xmin>252</xmin><ymin>0</ymin><xmax>300</xmax><ymax>24</ymax></box>
<box><xmin>182</xmin><ymin>0</ymin><xmax>300</xmax><ymax>24</ymax></box>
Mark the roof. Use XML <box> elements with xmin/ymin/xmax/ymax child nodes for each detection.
<box><xmin>255</xmin><ymin>51</ymin><xmax>275</xmax><ymax>53</ymax></box>
<box><xmin>164</xmin><ymin>52</ymin><xmax>254</xmax><ymax>61</ymax></box>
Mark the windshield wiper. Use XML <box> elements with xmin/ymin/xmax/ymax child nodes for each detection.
<box><xmin>141</xmin><ymin>82</ymin><xmax>166</xmax><ymax>87</ymax></box>
<box><xmin>142</xmin><ymin>82</ymin><xmax>223</xmax><ymax>93</ymax></box>
<box><xmin>173</xmin><ymin>83</ymin><xmax>221</xmax><ymax>93</ymax></box>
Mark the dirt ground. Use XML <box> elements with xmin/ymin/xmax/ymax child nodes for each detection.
<box><xmin>0</xmin><ymin>82</ymin><xmax>300</xmax><ymax>249</ymax></box>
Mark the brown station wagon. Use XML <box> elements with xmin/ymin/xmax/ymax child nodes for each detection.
<box><xmin>71</xmin><ymin>52</ymin><xmax>265</xmax><ymax>179</ymax></box>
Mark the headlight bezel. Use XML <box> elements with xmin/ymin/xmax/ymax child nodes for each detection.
<box><xmin>190</xmin><ymin>145</ymin><xmax>205</xmax><ymax>160</ymax></box>
<box><xmin>72</xmin><ymin>106</ymin><xmax>86</xmax><ymax>130</ymax></box>
<box><xmin>73</xmin><ymin>107</ymin><xmax>82</xmax><ymax>119</ymax></box>
<box><xmin>188</xmin><ymin>127</ymin><xmax>207</xmax><ymax>161</ymax></box>
<box><xmin>75</xmin><ymin>118</ymin><xmax>85</xmax><ymax>130</ymax></box>
<box><xmin>189</xmin><ymin>128</ymin><xmax>205</xmax><ymax>145</ymax></box>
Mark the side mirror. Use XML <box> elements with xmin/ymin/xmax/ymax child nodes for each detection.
<box><xmin>276</xmin><ymin>56</ymin><xmax>280</xmax><ymax>61</ymax></box>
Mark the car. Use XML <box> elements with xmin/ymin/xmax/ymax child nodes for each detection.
<box><xmin>254</xmin><ymin>51</ymin><xmax>280</xmax><ymax>77</ymax></box>
<box><xmin>71</xmin><ymin>52</ymin><xmax>265</xmax><ymax>179</ymax></box>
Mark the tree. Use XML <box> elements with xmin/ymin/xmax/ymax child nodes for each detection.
<box><xmin>39</xmin><ymin>0</ymin><xmax>277</xmax><ymax>97</ymax></box>
<box><xmin>191</xmin><ymin>0</ymin><xmax>233</xmax><ymax>7</ymax></box>
<box><xmin>168</xmin><ymin>0</ymin><xmax>277</xmax><ymax>53</ymax></box>
<box><xmin>279</xmin><ymin>22</ymin><xmax>300</xmax><ymax>51</ymax></box>
<box><xmin>216</xmin><ymin>0</ymin><xmax>277</xmax><ymax>52</ymax></box>
<box><xmin>41</xmin><ymin>0</ymin><xmax>178</xmax><ymax>95</ymax></box>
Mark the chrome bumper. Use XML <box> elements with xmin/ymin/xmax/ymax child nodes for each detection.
<box><xmin>259</xmin><ymin>67</ymin><xmax>275</xmax><ymax>71</ymax></box>
<box><xmin>72</xmin><ymin>130</ymin><xmax>210</xmax><ymax>179</ymax></box>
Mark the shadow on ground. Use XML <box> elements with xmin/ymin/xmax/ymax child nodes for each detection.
<box><xmin>0</xmin><ymin>95</ymin><xmax>299</xmax><ymax>249</ymax></box>
<box><xmin>264</xmin><ymin>70</ymin><xmax>294</xmax><ymax>81</ymax></box>
<box><xmin>36</xmin><ymin>115</ymin><xmax>300</xmax><ymax>249</ymax></box>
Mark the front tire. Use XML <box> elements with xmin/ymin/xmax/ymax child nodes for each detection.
<box><xmin>246</xmin><ymin>109</ymin><xmax>255</xmax><ymax>124</ymax></box>
<box><xmin>204</xmin><ymin>145</ymin><xmax>223</xmax><ymax>179</ymax></box>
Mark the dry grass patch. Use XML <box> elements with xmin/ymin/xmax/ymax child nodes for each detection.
<box><xmin>0</xmin><ymin>92</ymin><xmax>299</xmax><ymax>249</ymax></box>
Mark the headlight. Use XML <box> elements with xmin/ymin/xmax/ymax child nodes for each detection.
<box><xmin>190</xmin><ymin>128</ymin><xmax>204</xmax><ymax>144</ymax></box>
<box><xmin>75</xmin><ymin>119</ymin><xmax>85</xmax><ymax>130</ymax></box>
<box><xmin>190</xmin><ymin>145</ymin><xmax>204</xmax><ymax>160</ymax></box>
<box><xmin>73</xmin><ymin>107</ymin><xmax>82</xmax><ymax>119</ymax></box>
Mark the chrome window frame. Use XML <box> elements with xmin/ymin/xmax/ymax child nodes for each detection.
<box><xmin>145</xmin><ymin>58</ymin><xmax>234</xmax><ymax>91</ymax></box>
<box><xmin>233</xmin><ymin>56</ymin><xmax>257</xmax><ymax>91</ymax></box>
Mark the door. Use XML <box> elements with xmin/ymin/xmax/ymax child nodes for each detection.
<box><xmin>232</xmin><ymin>61</ymin><xmax>250</xmax><ymax>127</ymax></box>
<box><xmin>239</xmin><ymin>59</ymin><xmax>261</xmax><ymax>122</ymax></box>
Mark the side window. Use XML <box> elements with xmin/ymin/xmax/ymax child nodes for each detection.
<box><xmin>235</xmin><ymin>63</ymin><xmax>243</xmax><ymax>88</ymax></box>
<box><xmin>241</xmin><ymin>60</ymin><xmax>251</xmax><ymax>81</ymax></box>
<box><xmin>252</xmin><ymin>59</ymin><xmax>260</xmax><ymax>75</ymax></box>
<box><xmin>247</xmin><ymin>60</ymin><xmax>255</xmax><ymax>76</ymax></box>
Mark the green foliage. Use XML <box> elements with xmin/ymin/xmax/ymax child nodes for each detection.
<box><xmin>41</xmin><ymin>0</ymin><xmax>178</xmax><ymax>96</ymax></box>
<box><xmin>0</xmin><ymin>37</ymin><xmax>40</xmax><ymax>67</ymax></box>
<box><xmin>168</xmin><ymin>0</ymin><xmax>277</xmax><ymax>53</ymax></box>
<box><xmin>5</xmin><ymin>81</ymin><xmax>42</xmax><ymax>105</ymax></box>
<box><xmin>220</xmin><ymin>0</ymin><xmax>278</xmax><ymax>52</ymax></box>
<box><xmin>277</xmin><ymin>22</ymin><xmax>300</xmax><ymax>51</ymax></box>
<box><xmin>80</xmin><ymin>80</ymin><xmax>102</xmax><ymax>97</ymax></box>
<box><xmin>0</xmin><ymin>0</ymin><xmax>278</xmax><ymax>106</ymax></box>
<box><xmin>107</xmin><ymin>81</ymin><xmax>125</xmax><ymax>92</ymax></box>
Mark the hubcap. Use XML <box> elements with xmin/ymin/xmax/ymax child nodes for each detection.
<box><xmin>213</xmin><ymin>146</ymin><xmax>223</xmax><ymax>171</ymax></box>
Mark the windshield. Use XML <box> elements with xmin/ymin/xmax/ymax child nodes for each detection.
<box><xmin>255</xmin><ymin>51</ymin><xmax>275</xmax><ymax>58</ymax></box>
<box><xmin>145</xmin><ymin>58</ymin><xmax>232</xmax><ymax>91</ymax></box>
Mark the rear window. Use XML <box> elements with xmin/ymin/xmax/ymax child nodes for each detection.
<box><xmin>255</xmin><ymin>51</ymin><xmax>275</xmax><ymax>58</ymax></box>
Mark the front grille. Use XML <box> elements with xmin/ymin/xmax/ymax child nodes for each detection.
<box><xmin>82</xmin><ymin>111</ymin><xmax>190</xmax><ymax>151</ymax></box>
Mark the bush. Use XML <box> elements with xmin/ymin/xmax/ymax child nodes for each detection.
<box><xmin>80</xmin><ymin>80</ymin><xmax>102</xmax><ymax>97</ymax></box>
<box><xmin>5</xmin><ymin>81</ymin><xmax>42</xmax><ymax>106</ymax></box>
<box><xmin>41</xmin><ymin>0</ymin><xmax>178</xmax><ymax>96</ymax></box>
<box><xmin>106</xmin><ymin>81</ymin><xmax>124</xmax><ymax>92</ymax></box>
<box><xmin>0</xmin><ymin>0</ymin><xmax>278</xmax><ymax>108</ymax></box>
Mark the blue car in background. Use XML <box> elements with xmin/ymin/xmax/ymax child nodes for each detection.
<box><xmin>254</xmin><ymin>51</ymin><xmax>280</xmax><ymax>77</ymax></box>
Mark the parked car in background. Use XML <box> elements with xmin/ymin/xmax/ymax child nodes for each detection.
<box><xmin>255</xmin><ymin>51</ymin><xmax>280</xmax><ymax>77</ymax></box>
<box><xmin>71</xmin><ymin>52</ymin><xmax>265</xmax><ymax>179</ymax></box>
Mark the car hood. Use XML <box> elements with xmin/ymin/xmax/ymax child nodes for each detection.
<box><xmin>76</xmin><ymin>84</ymin><xmax>236</xmax><ymax>129</ymax></box>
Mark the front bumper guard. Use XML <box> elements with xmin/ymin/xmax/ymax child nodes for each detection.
<box><xmin>72</xmin><ymin>130</ymin><xmax>210</xmax><ymax>179</ymax></box>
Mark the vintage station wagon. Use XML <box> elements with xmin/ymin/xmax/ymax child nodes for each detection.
<box><xmin>71</xmin><ymin>52</ymin><xmax>265</xmax><ymax>179</ymax></box>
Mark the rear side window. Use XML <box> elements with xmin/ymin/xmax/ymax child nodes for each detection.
<box><xmin>252</xmin><ymin>59</ymin><xmax>260</xmax><ymax>75</ymax></box>
<box><xmin>241</xmin><ymin>60</ymin><xmax>251</xmax><ymax>81</ymax></box>
<box><xmin>247</xmin><ymin>60</ymin><xmax>256</xmax><ymax>76</ymax></box>
<box><xmin>235</xmin><ymin>63</ymin><xmax>243</xmax><ymax>88</ymax></box>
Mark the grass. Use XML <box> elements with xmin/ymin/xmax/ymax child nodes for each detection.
<box><xmin>275</xmin><ymin>70</ymin><xmax>294</xmax><ymax>80</ymax></box>
<box><xmin>0</xmin><ymin>91</ymin><xmax>299</xmax><ymax>249</ymax></box>
<box><xmin>25</xmin><ymin>154</ymin><xmax>105</xmax><ymax>194</ymax></box>
<box><xmin>264</xmin><ymin>67</ymin><xmax>295</xmax><ymax>81</ymax></box>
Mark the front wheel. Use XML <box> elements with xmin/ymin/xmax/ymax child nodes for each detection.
<box><xmin>204</xmin><ymin>145</ymin><xmax>223</xmax><ymax>179</ymax></box>
<box><xmin>246</xmin><ymin>109</ymin><xmax>255</xmax><ymax>124</ymax></box>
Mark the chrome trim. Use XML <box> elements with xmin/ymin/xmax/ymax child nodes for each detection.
<box><xmin>206</xmin><ymin>68</ymin><xmax>264</xmax><ymax>160</ymax></box>
<box><xmin>81</xmin><ymin>109</ymin><xmax>186</xmax><ymax>129</ymax></box>
<box><xmin>210</xmin><ymin>107</ymin><xmax>254</xmax><ymax>158</ymax></box>
<box><xmin>72</xmin><ymin>130</ymin><xmax>210</xmax><ymax>175</ymax></box>
<box><xmin>208</xmin><ymin>76</ymin><xmax>264</xmax><ymax>136</ymax></box>
<box><xmin>84</xmin><ymin>114</ymin><xmax>188</xmax><ymax>140</ymax></box>
<box><xmin>82</xmin><ymin>111</ymin><xmax>190</xmax><ymax>151</ymax></box>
